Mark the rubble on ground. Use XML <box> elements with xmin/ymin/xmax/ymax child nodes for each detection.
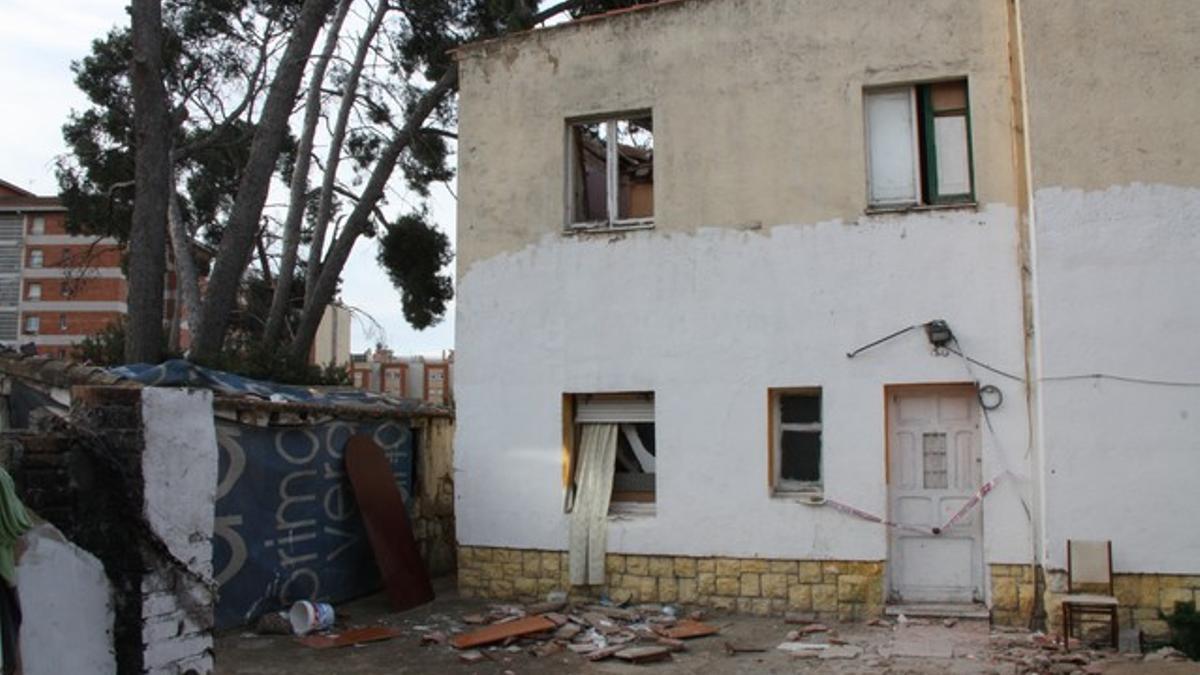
<box><xmin>260</xmin><ymin>592</ymin><xmax>1189</xmax><ymax>672</ymax></box>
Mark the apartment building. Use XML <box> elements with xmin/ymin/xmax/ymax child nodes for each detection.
<box><xmin>0</xmin><ymin>179</ymin><xmax>126</xmax><ymax>357</ymax></box>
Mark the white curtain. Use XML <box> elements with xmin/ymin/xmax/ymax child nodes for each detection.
<box><xmin>568</xmin><ymin>423</ymin><xmax>618</xmax><ymax>586</ymax></box>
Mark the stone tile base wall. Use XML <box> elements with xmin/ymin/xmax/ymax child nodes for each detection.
<box><xmin>990</xmin><ymin>563</ymin><xmax>1200</xmax><ymax>639</ymax></box>
<box><xmin>458</xmin><ymin>546</ymin><xmax>885</xmax><ymax>621</ymax></box>
<box><xmin>1044</xmin><ymin>571</ymin><xmax>1200</xmax><ymax>640</ymax></box>
<box><xmin>989</xmin><ymin>564</ymin><xmax>1039</xmax><ymax>627</ymax></box>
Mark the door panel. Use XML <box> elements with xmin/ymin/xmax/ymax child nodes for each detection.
<box><xmin>888</xmin><ymin>386</ymin><xmax>982</xmax><ymax>603</ymax></box>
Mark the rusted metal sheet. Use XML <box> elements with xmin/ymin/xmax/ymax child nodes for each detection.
<box><xmin>345</xmin><ymin>434</ymin><xmax>434</xmax><ymax>611</ymax></box>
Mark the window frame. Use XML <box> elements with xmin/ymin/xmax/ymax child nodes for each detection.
<box><xmin>768</xmin><ymin>387</ymin><xmax>824</xmax><ymax>496</ymax></box>
<box><xmin>26</xmin><ymin>282</ymin><xmax>41</xmax><ymax>301</ymax></box>
<box><xmin>564</xmin><ymin>391</ymin><xmax>656</xmax><ymax>514</ymax></box>
<box><xmin>28</xmin><ymin>249</ymin><xmax>43</xmax><ymax>268</ymax></box>
<box><xmin>564</xmin><ymin>110</ymin><xmax>655</xmax><ymax>232</ymax></box>
<box><xmin>23</xmin><ymin>315</ymin><xmax>39</xmax><ymax>335</ymax></box>
<box><xmin>863</xmin><ymin>78</ymin><xmax>975</xmax><ymax>210</ymax></box>
<box><xmin>30</xmin><ymin>216</ymin><xmax>45</xmax><ymax>235</ymax></box>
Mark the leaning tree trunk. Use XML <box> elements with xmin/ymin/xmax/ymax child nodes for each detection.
<box><xmin>262</xmin><ymin>0</ymin><xmax>353</xmax><ymax>347</ymax></box>
<box><xmin>188</xmin><ymin>0</ymin><xmax>338</xmax><ymax>363</ymax></box>
<box><xmin>288</xmin><ymin>66</ymin><xmax>460</xmax><ymax>363</ymax></box>
<box><xmin>166</xmin><ymin>151</ymin><xmax>204</xmax><ymax>352</ymax></box>
<box><xmin>126</xmin><ymin>0</ymin><xmax>171</xmax><ymax>364</ymax></box>
<box><xmin>305</xmin><ymin>0</ymin><xmax>389</xmax><ymax>301</ymax></box>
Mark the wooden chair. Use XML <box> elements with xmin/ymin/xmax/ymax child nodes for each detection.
<box><xmin>1061</xmin><ymin>540</ymin><xmax>1119</xmax><ymax>650</ymax></box>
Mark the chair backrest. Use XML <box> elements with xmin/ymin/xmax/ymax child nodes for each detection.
<box><xmin>1067</xmin><ymin>540</ymin><xmax>1113</xmax><ymax>594</ymax></box>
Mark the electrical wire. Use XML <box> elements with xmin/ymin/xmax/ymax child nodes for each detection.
<box><xmin>849</xmin><ymin>321</ymin><xmax>1200</xmax><ymax>388</ymax></box>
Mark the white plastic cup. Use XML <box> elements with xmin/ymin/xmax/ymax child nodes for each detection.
<box><xmin>289</xmin><ymin>600</ymin><xmax>335</xmax><ymax>635</ymax></box>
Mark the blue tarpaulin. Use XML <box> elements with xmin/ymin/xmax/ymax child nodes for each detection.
<box><xmin>211</xmin><ymin>417</ymin><xmax>413</xmax><ymax>628</ymax></box>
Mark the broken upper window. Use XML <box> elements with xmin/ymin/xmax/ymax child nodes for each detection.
<box><xmin>771</xmin><ymin>389</ymin><xmax>822</xmax><ymax>494</ymax></box>
<box><xmin>566</xmin><ymin>113</ymin><xmax>654</xmax><ymax>230</ymax></box>
<box><xmin>865</xmin><ymin>79</ymin><xmax>973</xmax><ymax>208</ymax></box>
<box><xmin>567</xmin><ymin>393</ymin><xmax>656</xmax><ymax>513</ymax></box>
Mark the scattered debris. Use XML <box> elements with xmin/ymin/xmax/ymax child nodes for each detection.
<box><xmin>798</xmin><ymin>623</ymin><xmax>829</xmax><ymax>635</ymax></box>
<box><xmin>525</xmin><ymin>599</ymin><xmax>567</xmax><ymax>615</ymax></box>
<box><xmin>254</xmin><ymin>611</ymin><xmax>291</xmax><ymax>635</ymax></box>
<box><xmin>777</xmin><ymin>642</ymin><xmax>828</xmax><ymax>653</ymax></box>
<box><xmin>819</xmin><ymin>645</ymin><xmax>863</xmax><ymax>660</ymax></box>
<box><xmin>448</xmin><ymin>615</ymin><xmax>557</xmax><ymax>649</ymax></box>
<box><xmin>942</xmin><ymin>618</ymin><xmax>957</xmax><ymax>628</ymax></box>
<box><xmin>659</xmin><ymin>619</ymin><xmax>719</xmax><ymax>640</ymax></box>
<box><xmin>461</xmin><ymin>613</ymin><xmax>486</xmax><ymax>625</ymax></box>
<box><xmin>298</xmin><ymin>626</ymin><xmax>404</xmax><ymax>650</ymax></box>
<box><xmin>724</xmin><ymin>641</ymin><xmax>767</xmax><ymax>655</ymax></box>
<box><xmin>458</xmin><ymin>650</ymin><xmax>486</xmax><ymax>663</ymax></box>
<box><xmin>614</xmin><ymin>645</ymin><xmax>673</xmax><ymax>663</ymax></box>
<box><xmin>419</xmin><ymin>630</ymin><xmax>447</xmax><ymax>646</ymax></box>
<box><xmin>1145</xmin><ymin>646</ymin><xmax>1187</xmax><ymax>661</ymax></box>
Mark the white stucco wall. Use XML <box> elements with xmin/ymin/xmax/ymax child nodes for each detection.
<box><xmin>1031</xmin><ymin>185</ymin><xmax>1200</xmax><ymax>573</ymax></box>
<box><xmin>17</xmin><ymin>523</ymin><xmax>117</xmax><ymax>675</ymax></box>
<box><xmin>455</xmin><ymin>0</ymin><xmax>1034</xmax><ymax>567</ymax></box>
<box><xmin>456</xmin><ymin>209</ymin><xmax>1032</xmax><ymax>564</ymax></box>
<box><xmin>1019</xmin><ymin>0</ymin><xmax>1200</xmax><ymax>574</ymax></box>
<box><xmin>142</xmin><ymin>387</ymin><xmax>217</xmax><ymax>577</ymax></box>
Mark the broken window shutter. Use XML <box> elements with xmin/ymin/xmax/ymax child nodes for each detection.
<box><xmin>865</xmin><ymin>88</ymin><xmax>920</xmax><ymax>205</ymax></box>
<box><xmin>574</xmin><ymin>397</ymin><xmax>654</xmax><ymax>423</ymax></box>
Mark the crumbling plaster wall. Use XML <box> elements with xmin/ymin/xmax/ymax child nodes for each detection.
<box><xmin>1019</xmin><ymin>0</ymin><xmax>1200</xmax><ymax>576</ymax></box>
<box><xmin>140</xmin><ymin>387</ymin><xmax>217</xmax><ymax>674</ymax></box>
<box><xmin>455</xmin><ymin>0</ymin><xmax>1033</xmax><ymax>569</ymax></box>
<box><xmin>455</xmin><ymin>0</ymin><xmax>1020</xmax><ymax>270</ymax></box>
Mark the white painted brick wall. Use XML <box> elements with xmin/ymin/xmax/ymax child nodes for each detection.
<box><xmin>140</xmin><ymin>388</ymin><xmax>217</xmax><ymax>675</ymax></box>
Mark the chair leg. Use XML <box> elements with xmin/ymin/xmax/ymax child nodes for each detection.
<box><xmin>1109</xmin><ymin>608</ymin><xmax>1118</xmax><ymax>650</ymax></box>
<box><xmin>1061</xmin><ymin>604</ymin><xmax>1070</xmax><ymax>651</ymax></box>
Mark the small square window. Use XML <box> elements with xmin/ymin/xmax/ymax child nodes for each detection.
<box><xmin>26</xmin><ymin>282</ymin><xmax>40</xmax><ymax>301</ymax></box>
<box><xmin>566</xmin><ymin>113</ymin><xmax>654</xmax><ymax>230</ymax></box>
<box><xmin>865</xmin><ymin>79</ymin><xmax>973</xmax><ymax>208</ymax></box>
<box><xmin>58</xmin><ymin>313</ymin><xmax>67</xmax><ymax>331</ymax></box>
<box><xmin>28</xmin><ymin>249</ymin><xmax>43</xmax><ymax>268</ymax></box>
<box><xmin>771</xmin><ymin>388</ymin><xmax>823</xmax><ymax>493</ymax></box>
<box><xmin>30</xmin><ymin>216</ymin><xmax>45</xmax><ymax>235</ymax></box>
<box><xmin>567</xmin><ymin>393</ymin><xmax>655</xmax><ymax>511</ymax></box>
<box><xmin>23</xmin><ymin>316</ymin><xmax>39</xmax><ymax>334</ymax></box>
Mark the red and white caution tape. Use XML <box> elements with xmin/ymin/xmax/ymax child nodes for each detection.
<box><xmin>820</xmin><ymin>471</ymin><xmax>1010</xmax><ymax>536</ymax></box>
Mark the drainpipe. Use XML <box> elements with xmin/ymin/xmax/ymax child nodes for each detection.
<box><xmin>1007</xmin><ymin>0</ymin><xmax>1047</xmax><ymax>631</ymax></box>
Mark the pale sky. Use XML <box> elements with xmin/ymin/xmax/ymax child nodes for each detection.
<box><xmin>0</xmin><ymin>0</ymin><xmax>457</xmax><ymax>356</ymax></box>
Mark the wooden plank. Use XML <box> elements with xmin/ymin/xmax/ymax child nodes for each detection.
<box><xmin>448</xmin><ymin>615</ymin><xmax>557</xmax><ymax>649</ymax></box>
<box><xmin>345</xmin><ymin>434</ymin><xmax>435</xmax><ymax>611</ymax></box>
<box><xmin>660</xmin><ymin>619</ymin><xmax>719</xmax><ymax>640</ymax></box>
<box><xmin>298</xmin><ymin>627</ymin><xmax>403</xmax><ymax>650</ymax></box>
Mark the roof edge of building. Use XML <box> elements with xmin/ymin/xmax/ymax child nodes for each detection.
<box><xmin>452</xmin><ymin>0</ymin><xmax>696</xmax><ymax>59</ymax></box>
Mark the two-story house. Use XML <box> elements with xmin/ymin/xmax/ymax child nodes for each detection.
<box><xmin>452</xmin><ymin>0</ymin><xmax>1200</xmax><ymax>638</ymax></box>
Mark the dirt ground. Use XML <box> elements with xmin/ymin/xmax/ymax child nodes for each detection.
<box><xmin>216</xmin><ymin>578</ymin><xmax>1200</xmax><ymax>675</ymax></box>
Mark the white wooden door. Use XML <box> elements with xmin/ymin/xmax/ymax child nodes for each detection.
<box><xmin>887</xmin><ymin>386</ymin><xmax>983</xmax><ymax>603</ymax></box>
